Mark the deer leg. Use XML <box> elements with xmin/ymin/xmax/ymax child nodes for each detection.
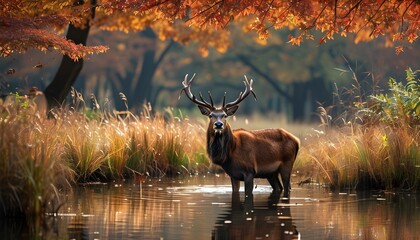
<box><xmin>279</xmin><ymin>164</ymin><xmax>293</xmax><ymax>198</ymax></box>
<box><xmin>230</xmin><ymin>177</ymin><xmax>240</xmax><ymax>192</ymax></box>
<box><xmin>244</xmin><ymin>174</ymin><xmax>254</xmax><ymax>196</ymax></box>
<box><xmin>267</xmin><ymin>174</ymin><xmax>282</xmax><ymax>193</ymax></box>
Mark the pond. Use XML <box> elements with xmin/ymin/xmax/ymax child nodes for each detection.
<box><xmin>3</xmin><ymin>175</ymin><xmax>420</xmax><ymax>239</ymax></box>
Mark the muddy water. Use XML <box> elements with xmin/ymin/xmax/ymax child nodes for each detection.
<box><xmin>4</xmin><ymin>175</ymin><xmax>420</xmax><ymax>239</ymax></box>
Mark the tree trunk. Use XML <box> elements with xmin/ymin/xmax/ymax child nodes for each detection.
<box><xmin>133</xmin><ymin>34</ymin><xmax>156</xmax><ymax>106</ymax></box>
<box><xmin>44</xmin><ymin>0</ymin><xmax>96</xmax><ymax>109</ymax></box>
<box><xmin>130</xmin><ymin>28</ymin><xmax>173</xmax><ymax>108</ymax></box>
<box><xmin>292</xmin><ymin>81</ymin><xmax>307</xmax><ymax>121</ymax></box>
<box><xmin>307</xmin><ymin>76</ymin><xmax>333</xmax><ymax>121</ymax></box>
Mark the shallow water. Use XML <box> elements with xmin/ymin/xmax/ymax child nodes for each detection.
<box><xmin>4</xmin><ymin>175</ymin><xmax>420</xmax><ymax>239</ymax></box>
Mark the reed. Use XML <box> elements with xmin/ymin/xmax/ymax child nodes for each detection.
<box><xmin>0</xmin><ymin>92</ymin><xmax>210</xmax><ymax>219</ymax></box>
<box><xmin>61</xmin><ymin>106</ymin><xmax>209</xmax><ymax>179</ymax></box>
<box><xmin>62</xmin><ymin>92</ymin><xmax>210</xmax><ymax>179</ymax></box>
<box><xmin>0</xmin><ymin>95</ymin><xmax>73</xmax><ymax>219</ymax></box>
<box><xmin>123</xmin><ymin>106</ymin><xmax>210</xmax><ymax>176</ymax></box>
<box><xmin>104</xmin><ymin>121</ymin><xmax>129</xmax><ymax>178</ymax></box>
<box><xmin>298</xmin><ymin>122</ymin><xmax>420</xmax><ymax>190</ymax></box>
<box><xmin>64</xmin><ymin>119</ymin><xmax>107</xmax><ymax>182</ymax></box>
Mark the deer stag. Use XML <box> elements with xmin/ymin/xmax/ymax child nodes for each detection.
<box><xmin>179</xmin><ymin>74</ymin><xmax>300</xmax><ymax>197</ymax></box>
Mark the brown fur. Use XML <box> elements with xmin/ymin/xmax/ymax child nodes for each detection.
<box><xmin>207</xmin><ymin>122</ymin><xmax>300</xmax><ymax>196</ymax></box>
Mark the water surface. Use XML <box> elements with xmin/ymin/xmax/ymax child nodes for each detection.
<box><xmin>4</xmin><ymin>175</ymin><xmax>420</xmax><ymax>239</ymax></box>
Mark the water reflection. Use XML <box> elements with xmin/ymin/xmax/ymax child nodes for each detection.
<box><xmin>60</xmin><ymin>179</ymin><xmax>228</xmax><ymax>239</ymax></box>
<box><xmin>1</xmin><ymin>176</ymin><xmax>419</xmax><ymax>239</ymax></box>
<box><xmin>212</xmin><ymin>193</ymin><xmax>299</xmax><ymax>239</ymax></box>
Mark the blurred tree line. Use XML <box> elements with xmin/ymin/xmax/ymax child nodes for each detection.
<box><xmin>1</xmin><ymin>26</ymin><xmax>419</xmax><ymax>122</ymax></box>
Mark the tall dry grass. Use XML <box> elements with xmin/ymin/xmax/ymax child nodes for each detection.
<box><xmin>61</xmin><ymin>100</ymin><xmax>210</xmax><ymax>181</ymax></box>
<box><xmin>297</xmin><ymin>123</ymin><xmax>420</xmax><ymax>190</ymax></box>
<box><xmin>0</xmin><ymin>92</ymin><xmax>209</xmax><ymax>219</ymax></box>
<box><xmin>0</xmin><ymin>95</ymin><xmax>73</xmax><ymax>219</ymax></box>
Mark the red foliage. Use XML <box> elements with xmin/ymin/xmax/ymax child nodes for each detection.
<box><xmin>0</xmin><ymin>15</ymin><xmax>107</xmax><ymax>60</ymax></box>
<box><xmin>1</xmin><ymin>0</ymin><xmax>419</xmax><ymax>59</ymax></box>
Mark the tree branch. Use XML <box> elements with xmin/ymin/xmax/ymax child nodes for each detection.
<box><xmin>187</xmin><ymin>1</ymin><xmax>223</xmax><ymax>23</ymax></box>
<box><xmin>401</xmin><ymin>0</ymin><xmax>416</xmax><ymax>32</ymax></box>
<box><xmin>236</xmin><ymin>54</ymin><xmax>292</xmax><ymax>101</ymax></box>
<box><xmin>154</xmin><ymin>40</ymin><xmax>174</xmax><ymax>67</ymax></box>
<box><xmin>342</xmin><ymin>0</ymin><xmax>363</xmax><ymax>19</ymax></box>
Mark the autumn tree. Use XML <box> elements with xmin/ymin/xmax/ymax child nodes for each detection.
<box><xmin>0</xmin><ymin>0</ymin><xmax>229</xmax><ymax>107</ymax></box>
<box><xmin>3</xmin><ymin>0</ymin><xmax>418</xmax><ymax>57</ymax></box>
<box><xmin>1</xmin><ymin>0</ymin><xmax>419</xmax><ymax>108</ymax></box>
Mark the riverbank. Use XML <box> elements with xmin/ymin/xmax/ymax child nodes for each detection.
<box><xmin>0</xmin><ymin>97</ymin><xmax>210</xmax><ymax>219</ymax></box>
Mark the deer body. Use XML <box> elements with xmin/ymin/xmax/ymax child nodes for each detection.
<box><xmin>208</xmin><ymin>124</ymin><xmax>299</xmax><ymax>195</ymax></box>
<box><xmin>180</xmin><ymin>74</ymin><xmax>300</xmax><ymax>196</ymax></box>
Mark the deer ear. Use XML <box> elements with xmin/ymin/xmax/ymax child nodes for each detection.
<box><xmin>198</xmin><ymin>105</ymin><xmax>211</xmax><ymax>116</ymax></box>
<box><xmin>226</xmin><ymin>105</ymin><xmax>239</xmax><ymax>116</ymax></box>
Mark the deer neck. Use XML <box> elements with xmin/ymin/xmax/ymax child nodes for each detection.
<box><xmin>207</xmin><ymin>123</ymin><xmax>235</xmax><ymax>165</ymax></box>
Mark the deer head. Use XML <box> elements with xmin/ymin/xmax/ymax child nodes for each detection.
<box><xmin>179</xmin><ymin>74</ymin><xmax>257</xmax><ymax>134</ymax></box>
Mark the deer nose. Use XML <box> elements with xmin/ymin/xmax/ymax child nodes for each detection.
<box><xmin>214</xmin><ymin>122</ymin><xmax>223</xmax><ymax>129</ymax></box>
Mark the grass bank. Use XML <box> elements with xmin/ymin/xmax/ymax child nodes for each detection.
<box><xmin>297</xmin><ymin>122</ymin><xmax>420</xmax><ymax>190</ymax></box>
<box><xmin>0</xmin><ymin>94</ymin><xmax>208</xmax><ymax>219</ymax></box>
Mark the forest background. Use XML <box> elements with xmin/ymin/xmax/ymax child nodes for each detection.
<box><xmin>1</xmin><ymin>1</ymin><xmax>419</xmax><ymax>122</ymax></box>
<box><xmin>2</xmin><ymin>28</ymin><xmax>419</xmax><ymax>122</ymax></box>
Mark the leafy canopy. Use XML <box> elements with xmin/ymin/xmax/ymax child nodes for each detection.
<box><xmin>1</xmin><ymin>0</ymin><xmax>419</xmax><ymax>59</ymax></box>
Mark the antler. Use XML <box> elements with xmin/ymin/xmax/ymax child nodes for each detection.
<box><xmin>179</xmin><ymin>74</ymin><xmax>215</xmax><ymax>109</ymax></box>
<box><xmin>223</xmin><ymin>75</ymin><xmax>257</xmax><ymax>109</ymax></box>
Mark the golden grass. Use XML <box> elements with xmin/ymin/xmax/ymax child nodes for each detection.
<box><xmin>61</xmin><ymin>106</ymin><xmax>210</xmax><ymax>180</ymax></box>
<box><xmin>0</xmin><ymin>98</ymin><xmax>73</xmax><ymax>218</ymax></box>
<box><xmin>297</xmin><ymin>121</ymin><xmax>420</xmax><ymax>190</ymax></box>
<box><xmin>0</xmin><ymin>96</ymin><xmax>208</xmax><ymax>218</ymax></box>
